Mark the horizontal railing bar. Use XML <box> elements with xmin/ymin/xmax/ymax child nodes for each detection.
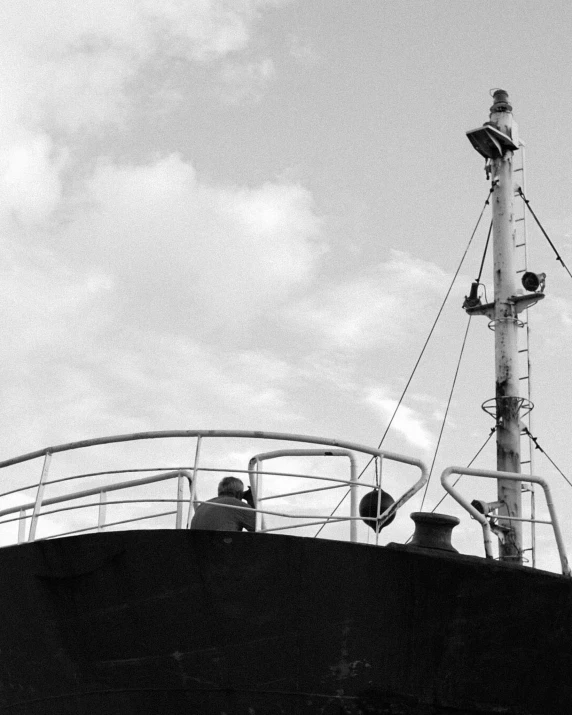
<box><xmin>0</xmin><ymin>471</ymin><xmax>376</xmax><ymax>518</ymax></box>
<box><xmin>257</xmin><ymin>483</ymin><xmax>351</xmax><ymax>501</ymax></box>
<box><xmin>261</xmin><ymin>520</ymin><xmax>350</xmax><ymax>533</ymax></box>
<box><xmin>0</xmin><ymin>464</ymin><xmax>383</xmax><ymax>509</ymax></box>
<box><xmin>0</xmin><ymin>430</ymin><xmax>425</xmax><ymax>471</ymax></box>
<box><xmin>0</xmin><ymin>483</ymin><xmax>41</xmax><ymax>501</ymax></box>
<box><xmin>490</xmin><ymin>514</ymin><xmax>552</xmax><ymax>524</ymax></box>
<box><xmin>44</xmin><ymin>467</ymin><xmax>193</xmax><ymax>486</ymax></box>
<box><xmin>0</xmin><ymin>513</ymin><xmax>30</xmax><ymax>527</ymax></box>
<box><xmin>193</xmin><ymin>500</ymin><xmax>382</xmax><ymax>522</ymax></box>
<box><xmin>20</xmin><ymin>498</ymin><xmax>190</xmax><ymax>521</ymax></box>
<box><xmin>41</xmin><ymin>510</ymin><xmax>177</xmax><ymax>540</ymax></box>
<box><xmin>0</xmin><ymin>470</ymin><xmax>193</xmax><ymax>519</ymax></box>
<box><xmin>185</xmin><ymin>465</ymin><xmax>376</xmax><ymax>484</ymax></box>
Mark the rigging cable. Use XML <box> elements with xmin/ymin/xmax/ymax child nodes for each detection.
<box><xmin>419</xmin><ymin>315</ymin><xmax>472</xmax><ymax>511</ymax></box>
<box><xmin>313</xmin><ymin>188</ymin><xmax>494</xmax><ymax>538</ymax></box>
<box><xmin>521</xmin><ymin>426</ymin><xmax>572</xmax><ymax>490</ymax></box>
<box><xmin>429</xmin><ymin>427</ymin><xmax>496</xmax><ymax>514</ymax></box>
<box><xmin>518</xmin><ymin>188</ymin><xmax>572</xmax><ymax>281</ymax></box>
<box><xmin>476</xmin><ymin>219</ymin><xmax>493</xmax><ymax>284</ymax></box>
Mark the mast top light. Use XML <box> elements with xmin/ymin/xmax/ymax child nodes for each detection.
<box><xmin>490</xmin><ymin>88</ymin><xmax>512</xmax><ymax>113</ymax></box>
<box><xmin>467</xmin><ymin>89</ymin><xmax>519</xmax><ymax>159</ymax></box>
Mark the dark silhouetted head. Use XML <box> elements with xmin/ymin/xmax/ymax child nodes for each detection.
<box><xmin>359</xmin><ymin>489</ymin><xmax>396</xmax><ymax>532</ymax></box>
<box><xmin>218</xmin><ymin>476</ymin><xmax>244</xmax><ymax>499</ymax></box>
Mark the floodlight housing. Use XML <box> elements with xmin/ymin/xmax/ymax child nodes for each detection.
<box><xmin>522</xmin><ymin>271</ymin><xmax>546</xmax><ymax>293</ymax></box>
<box><xmin>466</xmin><ymin>124</ymin><xmax>519</xmax><ymax>159</ymax></box>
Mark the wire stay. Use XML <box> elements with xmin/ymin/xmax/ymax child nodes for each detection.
<box><xmin>522</xmin><ymin>427</ymin><xmax>572</xmax><ymax>490</ymax></box>
<box><xmin>313</xmin><ymin>189</ymin><xmax>494</xmax><ymax>538</ymax></box>
<box><xmin>517</xmin><ymin>188</ymin><xmax>572</xmax><ymax>281</ymax></box>
<box><xmin>430</xmin><ymin>427</ymin><xmax>496</xmax><ymax>514</ymax></box>
<box><xmin>419</xmin><ymin>315</ymin><xmax>473</xmax><ymax>511</ymax></box>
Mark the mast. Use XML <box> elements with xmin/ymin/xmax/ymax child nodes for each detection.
<box><xmin>489</xmin><ymin>90</ymin><xmax>521</xmax><ymax>563</ymax></box>
<box><xmin>465</xmin><ymin>90</ymin><xmax>543</xmax><ymax>564</ymax></box>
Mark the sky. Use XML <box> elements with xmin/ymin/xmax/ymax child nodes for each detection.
<box><xmin>1</xmin><ymin>0</ymin><xmax>572</xmax><ymax>570</ymax></box>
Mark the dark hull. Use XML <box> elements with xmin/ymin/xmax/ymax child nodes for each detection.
<box><xmin>1</xmin><ymin>530</ymin><xmax>571</xmax><ymax>714</ymax></box>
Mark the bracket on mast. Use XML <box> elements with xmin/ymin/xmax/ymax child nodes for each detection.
<box><xmin>509</xmin><ymin>292</ymin><xmax>545</xmax><ymax>312</ymax></box>
<box><xmin>464</xmin><ymin>300</ymin><xmax>494</xmax><ymax>319</ymax></box>
<box><xmin>463</xmin><ymin>293</ymin><xmax>544</xmax><ymax>321</ymax></box>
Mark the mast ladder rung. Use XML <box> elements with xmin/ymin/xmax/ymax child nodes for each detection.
<box><xmin>514</xmin><ymin>167</ymin><xmax>523</xmax><ymax>172</ymax></box>
<box><xmin>519</xmin><ymin>375</ymin><xmax>529</xmax><ymax>381</ymax></box>
<box><xmin>516</xmin><ymin>269</ymin><xmax>526</xmax><ymax>274</ymax></box>
<box><xmin>515</xmin><ymin>218</ymin><xmax>525</xmax><ymax>223</ymax></box>
<box><xmin>521</xmin><ymin>460</ymin><xmax>531</xmax><ymax>465</ymax></box>
<box><xmin>516</xmin><ymin>242</ymin><xmax>525</xmax><ymax>247</ymax></box>
<box><xmin>518</xmin><ymin>348</ymin><xmax>528</xmax><ymax>353</ymax></box>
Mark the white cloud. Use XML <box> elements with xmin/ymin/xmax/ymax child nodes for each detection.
<box><xmin>0</xmin><ymin>1</ymin><xmax>292</xmax><ymax>236</ymax></box>
<box><xmin>0</xmin><ymin>218</ymin><xmax>307</xmax><ymax>454</ymax></box>
<box><xmin>218</xmin><ymin>57</ymin><xmax>275</xmax><ymax>103</ymax></box>
<box><xmin>550</xmin><ymin>296</ymin><xmax>572</xmax><ymax>327</ymax></box>
<box><xmin>0</xmin><ymin>0</ymin><xmax>281</xmax><ymax>135</ymax></box>
<box><xmin>287</xmin><ymin>34</ymin><xmax>321</xmax><ymax>64</ymax></box>
<box><xmin>366</xmin><ymin>388</ymin><xmax>433</xmax><ymax>451</ymax></box>
<box><xmin>285</xmin><ymin>250</ymin><xmax>449</xmax><ymax>350</ymax></box>
<box><xmin>0</xmin><ymin>132</ymin><xmax>64</xmax><ymax>226</ymax></box>
<box><xmin>53</xmin><ymin>154</ymin><xmax>324</xmax><ymax>335</ymax></box>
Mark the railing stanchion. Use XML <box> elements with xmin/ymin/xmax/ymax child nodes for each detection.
<box><xmin>349</xmin><ymin>454</ymin><xmax>358</xmax><ymax>543</ymax></box>
<box><xmin>18</xmin><ymin>509</ymin><xmax>26</xmax><ymax>544</ymax></box>
<box><xmin>187</xmin><ymin>437</ymin><xmax>202</xmax><ymax>528</ymax></box>
<box><xmin>375</xmin><ymin>455</ymin><xmax>384</xmax><ymax>546</ymax></box>
<box><xmin>175</xmin><ymin>472</ymin><xmax>184</xmax><ymax>529</ymax></box>
<box><xmin>98</xmin><ymin>491</ymin><xmax>107</xmax><ymax>532</ymax></box>
<box><xmin>29</xmin><ymin>452</ymin><xmax>52</xmax><ymax>542</ymax></box>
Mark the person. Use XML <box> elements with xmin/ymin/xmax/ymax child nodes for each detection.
<box><xmin>190</xmin><ymin>476</ymin><xmax>256</xmax><ymax>532</ymax></box>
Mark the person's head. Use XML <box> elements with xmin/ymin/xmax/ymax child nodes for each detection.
<box><xmin>218</xmin><ymin>476</ymin><xmax>245</xmax><ymax>499</ymax></box>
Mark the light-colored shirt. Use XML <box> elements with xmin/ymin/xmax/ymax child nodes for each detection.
<box><xmin>190</xmin><ymin>496</ymin><xmax>256</xmax><ymax>532</ymax></box>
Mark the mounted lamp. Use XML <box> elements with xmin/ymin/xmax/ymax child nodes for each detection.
<box><xmin>466</xmin><ymin>123</ymin><xmax>519</xmax><ymax>159</ymax></box>
<box><xmin>521</xmin><ymin>271</ymin><xmax>546</xmax><ymax>293</ymax></box>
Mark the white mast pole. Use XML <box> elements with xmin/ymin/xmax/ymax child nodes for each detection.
<box><xmin>489</xmin><ymin>90</ymin><xmax>522</xmax><ymax>563</ymax></box>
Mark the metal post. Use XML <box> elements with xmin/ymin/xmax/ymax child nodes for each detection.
<box><xmin>490</xmin><ymin>90</ymin><xmax>522</xmax><ymax>563</ymax></box>
<box><xmin>349</xmin><ymin>456</ymin><xmax>358</xmax><ymax>543</ymax></box>
<box><xmin>29</xmin><ymin>452</ymin><xmax>52</xmax><ymax>542</ymax></box>
<box><xmin>98</xmin><ymin>491</ymin><xmax>107</xmax><ymax>532</ymax></box>
<box><xmin>18</xmin><ymin>509</ymin><xmax>27</xmax><ymax>544</ymax></box>
<box><xmin>175</xmin><ymin>473</ymin><xmax>184</xmax><ymax>529</ymax></box>
<box><xmin>375</xmin><ymin>455</ymin><xmax>384</xmax><ymax>546</ymax></box>
<box><xmin>186</xmin><ymin>436</ymin><xmax>202</xmax><ymax>528</ymax></box>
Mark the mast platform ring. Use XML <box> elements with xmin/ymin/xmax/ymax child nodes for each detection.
<box><xmin>487</xmin><ymin>317</ymin><xmax>525</xmax><ymax>331</ymax></box>
<box><xmin>481</xmin><ymin>397</ymin><xmax>533</xmax><ymax>420</ymax></box>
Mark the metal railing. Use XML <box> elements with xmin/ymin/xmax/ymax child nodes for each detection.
<box><xmin>246</xmin><ymin>448</ymin><xmax>425</xmax><ymax>544</ymax></box>
<box><xmin>441</xmin><ymin>465</ymin><xmax>571</xmax><ymax>576</ymax></box>
<box><xmin>0</xmin><ymin>470</ymin><xmax>194</xmax><ymax>543</ymax></box>
<box><xmin>0</xmin><ymin>430</ymin><xmax>428</xmax><ymax>545</ymax></box>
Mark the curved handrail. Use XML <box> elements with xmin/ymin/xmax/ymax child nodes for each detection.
<box><xmin>0</xmin><ymin>431</ymin><xmax>428</xmax><ymax>547</ymax></box>
<box><xmin>0</xmin><ymin>430</ymin><xmax>427</xmax><ymax>470</ymax></box>
<box><xmin>441</xmin><ymin>465</ymin><xmax>571</xmax><ymax>576</ymax></box>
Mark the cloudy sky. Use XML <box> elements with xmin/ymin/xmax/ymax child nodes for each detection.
<box><xmin>2</xmin><ymin>0</ymin><xmax>572</xmax><ymax>568</ymax></box>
